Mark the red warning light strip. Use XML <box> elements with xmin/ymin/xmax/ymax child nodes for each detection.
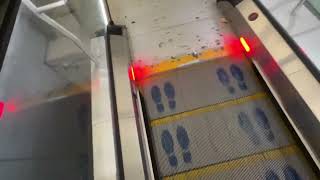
<box><xmin>0</xmin><ymin>101</ymin><xmax>4</xmax><ymax>119</ymax></box>
<box><xmin>130</xmin><ymin>65</ymin><xmax>136</xmax><ymax>81</ymax></box>
<box><xmin>240</xmin><ymin>37</ymin><xmax>251</xmax><ymax>53</ymax></box>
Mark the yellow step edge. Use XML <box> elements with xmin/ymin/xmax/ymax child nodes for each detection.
<box><xmin>137</xmin><ymin>48</ymin><xmax>227</xmax><ymax>80</ymax></box>
<box><xmin>150</xmin><ymin>92</ymin><xmax>268</xmax><ymax>127</ymax></box>
<box><xmin>164</xmin><ymin>145</ymin><xmax>299</xmax><ymax>180</ymax></box>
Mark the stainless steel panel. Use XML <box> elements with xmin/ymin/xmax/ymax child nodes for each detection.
<box><xmin>109</xmin><ymin>31</ymin><xmax>145</xmax><ymax>179</ymax></box>
<box><xmin>258</xmin><ymin>0</ymin><xmax>320</xmax><ymax>69</ymax></box>
<box><xmin>91</xmin><ymin>37</ymin><xmax>118</xmax><ymax>180</ymax></box>
<box><xmin>217</xmin><ymin>0</ymin><xmax>320</xmax><ymax>167</ymax></box>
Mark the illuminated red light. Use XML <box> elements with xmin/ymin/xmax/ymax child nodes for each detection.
<box><xmin>240</xmin><ymin>37</ymin><xmax>251</xmax><ymax>53</ymax></box>
<box><xmin>129</xmin><ymin>61</ymin><xmax>152</xmax><ymax>81</ymax></box>
<box><xmin>129</xmin><ymin>65</ymin><xmax>136</xmax><ymax>81</ymax></box>
<box><xmin>0</xmin><ymin>102</ymin><xmax>4</xmax><ymax>119</ymax></box>
<box><xmin>6</xmin><ymin>102</ymin><xmax>16</xmax><ymax>113</ymax></box>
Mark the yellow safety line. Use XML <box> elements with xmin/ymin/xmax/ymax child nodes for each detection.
<box><xmin>137</xmin><ymin>48</ymin><xmax>227</xmax><ymax>81</ymax></box>
<box><xmin>164</xmin><ymin>145</ymin><xmax>299</xmax><ymax>180</ymax></box>
<box><xmin>150</xmin><ymin>92</ymin><xmax>268</xmax><ymax>127</ymax></box>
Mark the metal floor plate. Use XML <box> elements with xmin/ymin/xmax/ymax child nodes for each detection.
<box><xmin>141</xmin><ymin>56</ymin><xmax>264</xmax><ymax>120</ymax></box>
<box><xmin>140</xmin><ymin>56</ymin><xmax>316</xmax><ymax>179</ymax></box>
<box><xmin>107</xmin><ymin>0</ymin><xmax>318</xmax><ymax>178</ymax></box>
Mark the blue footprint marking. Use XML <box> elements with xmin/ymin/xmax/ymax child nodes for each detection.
<box><xmin>151</xmin><ymin>85</ymin><xmax>164</xmax><ymax>113</ymax></box>
<box><xmin>217</xmin><ymin>68</ymin><xmax>235</xmax><ymax>94</ymax></box>
<box><xmin>255</xmin><ymin>108</ymin><xmax>275</xmax><ymax>142</ymax></box>
<box><xmin>164</xmin><ymin>82</ymin><xmax>176</xmax><ymax>110</ymax></box>
<box><xmin>176</xmin><ymin>126</ymin><xmax>192</xmax><ymax>163</ymax></box>
<box><xmin>230</xmin><ymin>64</ymin><xmax>248</xmax><ymax>91</ymax></box>
<box><xmin>283</xmin><ymin>166</ymin><xmax>302</xmax><ymax>180</ymax></box>
<box><xmin>238</xmin><ymin>112</ymin><xmax>261</xmax><ymax>145</ymax></box>
<box><xmin>265</xmin><ymin>170</ymin><xmax>280</xmax><ymax>180</ymax></box>
<box><xmin>161</xmin><ymin>130</ymin><xmax>178</xmax><ymax>167</ymax></box>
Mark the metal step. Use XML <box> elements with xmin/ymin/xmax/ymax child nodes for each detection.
<box><xmin>138</xmin><ymin>55</ymin><xmax>316</xmax><ymax>179</ymax></box>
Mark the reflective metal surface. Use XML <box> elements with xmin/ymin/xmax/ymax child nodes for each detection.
<box><xmin>107</xmin><ymin>0</ymin><xmax>319</xmax><ymax>179</ymax></box>
<box><xmin>258</xmin><ymin>0</ymin><xmax>320</xmax><ymax>71</ymax></box>
<box><xmin>218</xmin><ymin>0</ymin><xmax>320</xmax><ymax>169</ymax></box>
<box><xmin>91</xmin><ymin>37</ymin><xmax>118</xmax><ymax>180</ymax></box>
<box><xmin>108</xmin><ymin>29</ymin><xmax>145</xmax><ymax>179</ymax></box>
<box><xmin>0</xmin><ymin>0</ymin><xmax>109</xmax><ymax>179</ymax></box>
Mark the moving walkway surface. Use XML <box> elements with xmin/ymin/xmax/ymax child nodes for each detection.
<box><xmin>137</xmin><ymin>54</ymin><xmax>317</xmax><ymax>179</ymax></box>
<box><xmin>107</xmin><ymin>0</ymin><xmax>320</xmax><ymax>179</ymax></box>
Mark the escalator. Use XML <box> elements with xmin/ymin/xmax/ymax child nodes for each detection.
<box><xmin>136</xmin><ymin>52</ymin><xmax>317</xmax><ymax>179</ymax></box>
<box><xmin>0</xmin><ymin>0</ymin><xmax>319</xmax><ymax>179</ymax></box>
<box><xmin>109</xmin><ymin>0</ymin><xmax>320</xmax><ymax>179</ymax></box>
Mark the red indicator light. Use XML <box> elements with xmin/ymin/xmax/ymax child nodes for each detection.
<box><xmin>129</xmin><ymin>65</ymin><xmax>136</xmax><ymax>81</ymax></box>
<box><xmin>131</xmin><ymin>66</ymin><xmax>136</xmax><ymax>81</ymax></box>
<box><xmin>0</xmin><ymin>102</ymin><xmax>4</xmax><ymax>119</ymax></box>
<box><xmin>240</xmin><ymin>37</ymin><xmax>251</xmax><ymax>53</ymax></box>
<box><xmin>128</xmin><ymin>61</ymin><xmax>152</xmax><ymax>81</ymax></box>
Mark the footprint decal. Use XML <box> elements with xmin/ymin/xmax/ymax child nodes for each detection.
<box><xmin>151</xmin><ymin>85</ymin><xmax>164</xmax><ymax>113</ymax></box>
<box><xmin>217</xmin><ymin>68</ymin><xmax>235</xmax><ymax>94</ymax></box>
<box><xmin>283</xmin><ymin>166</ymin><xmax>302</xmax><ymax>180</ymax></box>
<box><xmin>238</xmin><ymin>112</ymin><xmax>260</xmax><ymax>145</ymax></box>
<box><xmin>230</xmin><ymin>64</ymin><xmax>248</xmax><ymax>91</ymax></box>
<box><xmin>164</xmin><ymin>82</ymin><xmax>176</xmax><ymax>110</ymax></box>
<box><xmin>176</xmin><ymin>126</ymin><xmax>192</xmax><ymax>163</ymax></box>
<box><xmin>255</xmin><ymin>108</ymin><xmax>275</xmax><ymax>142</ymax></box>
<box><xmin>161</xmin><ymin>130</ymin><xmax>178</xmax><ymax>167</ymax></box>
<box><xmin>265</xmin><ymin>170</ymin><xmax>280</xmax><ymax>180</ymax></box>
